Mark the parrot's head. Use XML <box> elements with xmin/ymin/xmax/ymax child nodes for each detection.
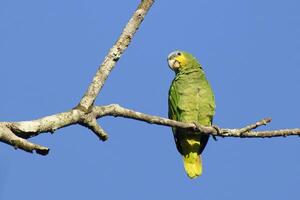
<box><xmin>167</xmin><ymin>50</ymin><xmax>201</xmax><ymax>73</ymax></box>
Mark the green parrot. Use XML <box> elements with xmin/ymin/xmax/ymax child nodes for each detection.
<box><xmin>168</xmin><ymin>50</ymin><xmax>215</xmax><ymax>179</ymax></box>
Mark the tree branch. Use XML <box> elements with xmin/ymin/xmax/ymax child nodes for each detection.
<box><xmin>95</xmin><ymin>104</ymin><xmax>300</xmax><ymax>138</ymax></box>
<box><xmin>1</xmin><ymin>0</ymin><xmax>299</xmax><ymax>155</ymax></box>
<box><xmin>1</xmin><ymin>103</ymin><xmax>299</xmax><ymax>155</ymax></box>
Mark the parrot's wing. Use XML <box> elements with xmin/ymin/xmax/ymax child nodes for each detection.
<box><xmin>168</xmin><ymin>80</ymin><xmax>178</xmax><ymax>121</ymax></box>
<box><xmin>168</xmin><ymin>79</ymin><xmax>184</xmax><ymax>153</ymax></box>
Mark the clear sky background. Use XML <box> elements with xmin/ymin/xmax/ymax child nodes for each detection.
<box><xmin>0</xmin><ymin>0</ymin><xmax>299</xmax><ymax>199</ymax></box>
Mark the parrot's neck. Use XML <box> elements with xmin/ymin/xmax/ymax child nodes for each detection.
<box><xmin>176</xmin><ymin>66</ymin><xmax>203</xmax><ymax>76</ymax></box>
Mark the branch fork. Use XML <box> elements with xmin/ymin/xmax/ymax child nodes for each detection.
<box><xmin>79</xmin><ymin>113</ymin><xmax>108</xmax><ymax>141</ymax></box>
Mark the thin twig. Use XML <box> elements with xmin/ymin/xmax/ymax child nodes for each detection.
<box><xmin>80</xmin><ymin>114</ymin><xmax>108</xmax><ymax>141</ymax></box>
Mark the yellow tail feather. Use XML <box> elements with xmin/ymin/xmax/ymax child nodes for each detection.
<box><xmin>183</xmin><ymin>152</ymin><xmax>202</xmax><ymax>179</ymax></box>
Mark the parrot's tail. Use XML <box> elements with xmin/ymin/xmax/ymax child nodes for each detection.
<box><xmin>183</xmin><ymin>152</ymin><xmax>202</xmax><ymax>179</ymax></box>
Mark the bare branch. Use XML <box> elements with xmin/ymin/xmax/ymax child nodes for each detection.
<box><xmin>0</xmin><ymin>124</ymin><xmax>49</xmax><ymax>155</ymax></box>
<box><xmin>1</xmin><ymin>0</ymin><xmax>298</xmax><ymax>155</ymax></box>
<box><xmin>219</xmin><ymin>128</ymin><xmax>300</xmax><ymax>138</ymax></box>
<box><xmin>78</xmin><ymin>0</ymin><xmax>155</xmax><ymax>111</ymax></box>
<box><xmin>93</xmin><ymin>104</ymin><xmax>195</xmax><ymax>129</ymax></box>
<box><xmin>238</xmin><ymin>118</ymin><xmax>272</xmax><ymax>135</ymax></box>
<box><xmin>94</xmin><ymin>104</ymin><xmax>300</xmax><ymax>138</ymax></box>
<box><xmin>0</xmin><ymin>103</ymin><xmax>299</xmax><ymax>155</ymax></box>
<box><xmin>8</xmin><ymin>109</ymin><xmax>82</xmax><ymax>139</ymax></box>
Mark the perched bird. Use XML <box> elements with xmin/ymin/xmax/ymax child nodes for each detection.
<box><xmin>168</xmin><ymin>50</ymin><xmax>215</xmax><ymax>179</ymax></box>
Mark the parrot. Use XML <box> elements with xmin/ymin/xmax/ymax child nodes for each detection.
<box><xmin>168</xmin><ymin>50</ymin><xmax>216</xmax><ymax>179</ymax></box>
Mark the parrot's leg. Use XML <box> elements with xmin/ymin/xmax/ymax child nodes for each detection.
<box><xmin>192</xmin><ymin>122</ymin><xmax>210</xmax><ymax>136</ymax></box>
<box><xmin>192</xmin><ymin>122</ymin><xmax>202</xmax><ymax>132</ymax></box>
<box><xmin>192</xmin><ymin>122</ymin><xmax>219</xmax><ymax>141</ymax></box>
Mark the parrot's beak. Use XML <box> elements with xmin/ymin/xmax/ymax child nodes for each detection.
<box><xmin>168</xmin><ymin>58</ymin><xmax>181</xmax><ymax>71</ymax></box>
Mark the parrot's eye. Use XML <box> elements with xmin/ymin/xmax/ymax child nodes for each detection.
<box><xmin>177</xmin><ymin>52</ymin><xmax>181</xmax><ymax>56</ymax></box>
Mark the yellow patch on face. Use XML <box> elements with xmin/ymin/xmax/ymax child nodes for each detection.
<box><xmin>175</xmin><ymin>54</ymin><xmax>187</xmax><ymax>66</ymax></box>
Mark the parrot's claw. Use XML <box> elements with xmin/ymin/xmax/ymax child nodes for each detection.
<box><xmin>192</xmin><ymin>122</ymin><xmax>219</xmax><ymax>141</ymax></box>
<box><xmin>212</xmin><ymin>135</ymin><xmax>218</xmax><ymax>141</ymax></box>
<box><xmin>212</xmin><ymin>125</ymin><xmax>220</xmax><ymax>133</ymax></box>
<box><xmin>192</xmin><ymin>122</ymin><xmax>202</xmax><ymax>132</ymax></box>
<box><xmin>212</xmin><ymin>125</ymin><xmax>221</xmax><ymax>141</ymax></box>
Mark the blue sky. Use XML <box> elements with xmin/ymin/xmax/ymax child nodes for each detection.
<box><xmin>0</xmin><ymin>0</ymin><xmax>300</xmax><ymax>199</ymax></box>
